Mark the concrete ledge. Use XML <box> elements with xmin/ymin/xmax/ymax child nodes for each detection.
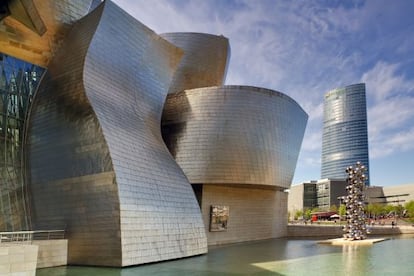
<box><xmin>0</xmin><ymin>244</ymin><xmax>38</xmax><ymax>275</ymax></box>
<box><xmin>287</xmin><ymin>225</ymin><xmax>342</xmax><ymax>237</ymax></box>
<box><xmin>288</xmin><ymin>224</ymin><xmax>414</xmax><ymax>237</ymax></box>
<box><xmin>318</xmin><ymin>238</ymin><xmax>388</xmax><ymax>246</ymax></box>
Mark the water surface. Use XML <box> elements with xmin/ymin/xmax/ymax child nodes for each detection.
<box><xmin>37</xmin><ymin>235</ymin><xmax>414</xmax><ymax>275</ymax></box>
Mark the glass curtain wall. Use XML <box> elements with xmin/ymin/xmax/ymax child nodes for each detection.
<box><xmin>0</xmin><ymin>53</ymin><xmax>44</xmax><ymax>231</ymax></box>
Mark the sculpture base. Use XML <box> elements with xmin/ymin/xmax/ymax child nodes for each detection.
<box><xmin>317</xmin><ymin>238</ymin><xmax>388</xmax><ymax>246</ymax></box>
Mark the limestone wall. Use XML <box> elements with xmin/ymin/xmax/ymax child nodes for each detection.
<box><xmin>0</xmin><ymin>244</ymin><xmax>38</xmax><ymax>276</ymax></box>
<box><xmin>201</xmin><ymin>185</ymin><xmax>288</xmax><ymax>245</ymax></box>
<box><xmin>33</xmin><ymin>240</ymin><xmax>67</xmax><ymax>268</ymax></box>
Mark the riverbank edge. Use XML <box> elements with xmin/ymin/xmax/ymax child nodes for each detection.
<box><xmin>287</xmin><ymin>224</ymin><xmax>414</xmax><ymax>237</ymax></box>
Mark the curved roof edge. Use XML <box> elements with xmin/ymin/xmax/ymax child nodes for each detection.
<box><xmin>179</xmin><ymin>85</ymin><xmax>308</xmax><ymax>118</ymax></box>
<box><xmin>160</xmin><ymin>32</ymin><xmax>229</xmax><ymax>40</ymax></box>
<box><xmin>325</xmin><ymin>82</ymin><xmax>366</xmax><ymax>97</ymax></box>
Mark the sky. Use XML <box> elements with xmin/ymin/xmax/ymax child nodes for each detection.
<box><xmin>112</xmin><ymin>0</ymin><xmax>414</xmax><ymax>187</ymax></box>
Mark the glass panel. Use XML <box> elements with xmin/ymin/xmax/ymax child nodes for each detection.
<box><xmin>0</xmin><ymin>53</ymin><xmax>45</xmax><ymax>231</ymax></box>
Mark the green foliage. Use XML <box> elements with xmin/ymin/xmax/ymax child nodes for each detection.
<box><xmin>294</xmin><ymin>210</ymin><xmax>303</xmax><ymax>220</ymax></box>
<box><xmin>394</xmin><ymin>205</ymin><xmax>404</xmax><ymax>216</ymax></box>
<box><xmin>338</xmin><ymin>204</ymin><xmax>346</xmax><ymax>217</ymax></box>
<box><xmin>384</xmin><ymin>204</ymin><xmax>395</xmax><ymax>215</ymax></box>
<box><xmin>404</xmin><ymin>200</ymin><xmax>414</xmax><ymax>222</ymax></box>
<box><xmin>366</xmin><ymin>203</ymin><xmax>385</xmax><ymax>217</ymax></box>
<box><xmin>304</xmin><ymin>208</ymin><xmax>313</xmax><ymax>220</ymax></box>
<box><xmin>330</xmin><ymin>204</ymin><xmax>338</xmax><ymax>212</ymax></box>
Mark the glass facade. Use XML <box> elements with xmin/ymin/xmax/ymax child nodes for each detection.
<box><xmin>0</xmin><ymin>53</ymin><xmax>44</xmax><ymax>231</ymax></box>
<box><xmin>321</xmin><ymin>83</ymin><xmax>370</xmax><ymax>185</ymax></box>
<box><xmin>303</xmin><ymin>183</ymin><xmax>317</xmax><ymax>209</ymax></box>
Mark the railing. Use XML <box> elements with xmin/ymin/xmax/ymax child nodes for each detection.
<box><xmin>0</xmin><ymin>230</ymin><xmax>65</xmax><ymax>243</ymax></box>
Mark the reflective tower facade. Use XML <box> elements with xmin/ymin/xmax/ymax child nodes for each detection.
<box><xmin>321</xmin><ymin>83</ymin><xmax>370</xmax><ymax>185</ymax></box>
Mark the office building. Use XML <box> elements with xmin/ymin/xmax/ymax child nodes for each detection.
<box><xmin>288</xmin><ymin>179</ymin><xmax>347</xmax><ymax>214</ymax></box>
<box><xmin>321</xmin><ymin>83</ymin><xmax>370</xmax><ymax>185</ymax></box>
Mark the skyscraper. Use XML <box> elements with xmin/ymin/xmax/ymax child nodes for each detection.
<box><xmin>321</xmin><ymin>83</ymin><xmax>370</xmax><ymax>185</ymax></box>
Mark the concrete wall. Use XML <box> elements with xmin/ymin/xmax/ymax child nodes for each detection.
<box><xmin>201</xmin><ymin>185</ymin><xmax>288</xmax><ymax>245</ymax></box>
<box><xmin>33</xmin><ymin>240</ymin><xmax>67</xmax><ymax>268</ymax></box>
<box><xmin>288</xmin><ymin>225</ymin><xmax>343</xmax><ymax>237</ymax></box>
<box><xmin>383</xmin><ymin>184</ymin><xmax>414</xmax><ymax>204</ymax></box>
<box><xmin>0</xmin><ymin>244</ymin><xmax>38</xmax><ymax>276</ymax></box>
<box><xmin>365</xmin><ymin>186</ymin><xmax>385</xmax><ymax>204</ymax></box>
<box><xmin>288</xmin><ymin>184</ymin><xmax>305</xmax><ymax>214</ymax></box>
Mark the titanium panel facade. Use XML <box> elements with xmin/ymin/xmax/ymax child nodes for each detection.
<box><xmin>321</xmin><ymin>83</ymin><xmax>370</xmax><ymax>185</ymax></box>
<box><xmin>27</xmin><ymin>1</ymin><xmax>206</xmax><ymax>267</ymax></box>
<box><xmin>160</xmin><ymin>32</ymin><xmax>230</xmax><ymax>94</ymax></box>
<box><xmin>0</xmin><ymin>0</ymin><xmax>93</xmax><ymax>67</ymax></box>
<box><xmin>162</xmin><ymin>86</ymin><xmax>308</xmax><ymax>189</ymax></box>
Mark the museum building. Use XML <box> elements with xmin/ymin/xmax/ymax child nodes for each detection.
<box><xmin>0</xmin><ymin>0</ymin><xmax>307</xmax><ymax>267</ymax></box>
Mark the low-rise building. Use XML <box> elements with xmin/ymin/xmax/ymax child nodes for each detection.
<box><xmin>289</xmin><ymin>181</ymin><xmax>414</xmax><ymax>219</ymax></box>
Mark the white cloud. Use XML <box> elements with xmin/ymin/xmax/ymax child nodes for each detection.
<box><xmin>301</xmin><ymin>128</ymin><xmax>322</xmax><ymax>152</ymax></box>
<box><xmin>370</xmin><ymin>127</ymin><xmax>414</xmax><ymax>159</ymax></box>
<box><xmin>363</xmin><ymin>61</ymin><xmax>414</xmax><ymax>159</ymax></box>
<box><xmin>368</xmin><ymin>96</ymin><xmax>414</xmax><ymax>137</ymax></box>
<box><xmin>362</xmin><ymin>61</ymin><xmax>414</xmax><ymax>101</ymax></box>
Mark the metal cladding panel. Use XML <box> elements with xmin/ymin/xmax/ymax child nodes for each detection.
<box><xmin>27</xmin><ymin>0</ymin><xmax>207</xmax><ymax>267</ymax></box>
<box><xmin>27</xmin><ymin>3</ymin><xmax>121</xmax><ymax>267</ymax></box>
<box><xmin>160</xmin><ymin>32</ymin><xmax>230</xmax><ymax>94</ymax></box>
<box><xmin>162</xmin><ymin>86</ymin><xmax>308</xmax><ymax>189</ymax></box>
<box><xmin>0</xmin><ymin>0</ymin><xmax>93</xmax><ymax>67</ymax></box>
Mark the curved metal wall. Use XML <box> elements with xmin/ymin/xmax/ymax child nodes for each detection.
<box><xmin>27</xmin><ymin>1</ymin><xmax>206</xmax><ymax>267</ymax></box>
<box><xmin>160</xmin><ymin>32</ymin><xmax>230</xmax><ymax>94</ymax></box>
<box><xmin>321</xmin><ymin>83</ymin><xmax>370</xmax><ymax>185</ymax></box>
<box><xmin>162</xmin><ymin>86</ymin><xmax>308</xmax><ymax>189</ymax></box>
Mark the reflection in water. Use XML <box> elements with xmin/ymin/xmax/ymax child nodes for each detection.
<box><xmin>342</xmin><ymin>245</ymin><xmax>369</xmax><ymax>275</ymax></box>
<box><xmin>37</xmin><ymin>235</ymin><xmax>414</xmax><ymax>276</ymax></box>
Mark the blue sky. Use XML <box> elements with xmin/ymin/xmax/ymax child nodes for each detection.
<box><xmin>113</xmin><ymin>0</ymin><xmax>414</xmax><ymax>187</ymax></box>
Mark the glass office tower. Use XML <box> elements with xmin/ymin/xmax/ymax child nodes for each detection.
<box><xmin>0</xmin><ymin>53</ymin><xmax>45</xmax><ymax>231</ymax></box>
<box><xmin>321</xmin><ymin>83</ymin><xmax>370</xmax><ymax>185</ymax></box>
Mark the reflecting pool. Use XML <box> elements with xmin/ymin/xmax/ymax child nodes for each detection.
<box><xmin>37</xmin><ymin>235</ymin><xmax>414</xmax><ymax>275</ymax></box>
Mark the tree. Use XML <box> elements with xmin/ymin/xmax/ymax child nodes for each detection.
<box><xmin>404</xmin><ymin>200</ymin><xmax>414</xmax><ymax>223</ymax></box>
<box><xmin>338</xmin><ymin>204</ymin><xmax>346</xmax><ymax>217</ymax></box>
<box><xmin>366</xmin><ymin>203</ymin><xmax>384</xmax><ymax>218</ymax></box>
<box><xmin>304</xmin><ymin>208</ymin><xmax>313</xmax><ymax>220</ymax></box>
<box><xmin>384</xmin><ymin>204</ymin><xmax>396</xmax><ymax>217</ymax></box>
<box><xmin>294</xmin><ymin>210</ymin><xmax>303</xmax><ymax>221</ymax></box>
<box><xmin>394</xmin><ymin>204</ymin><xmax>404</xmax><ymax>217</ymax></box>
